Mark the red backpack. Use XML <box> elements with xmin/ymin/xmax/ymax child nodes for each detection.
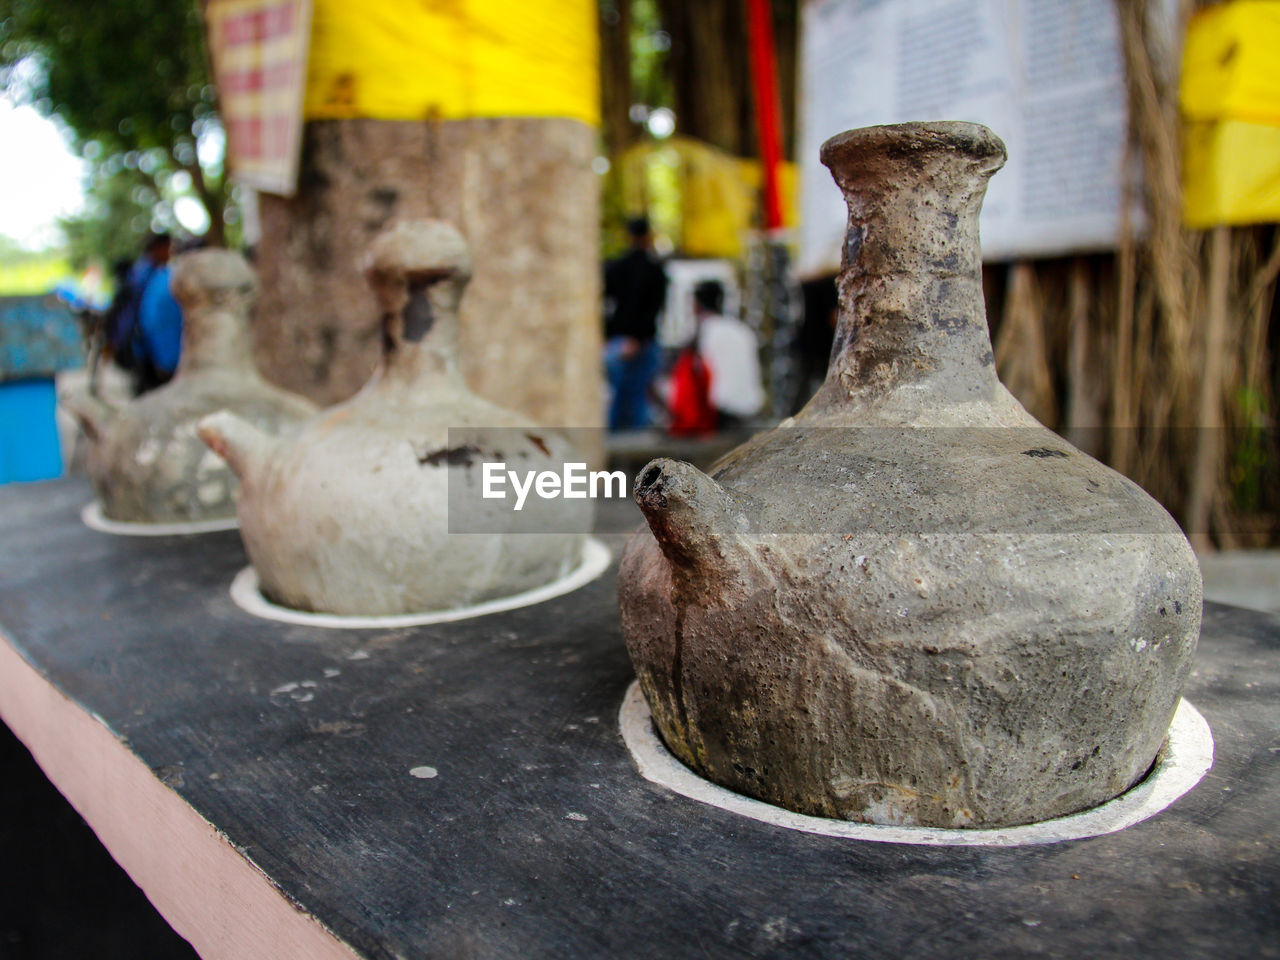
<box><xmin>668</xmin><ymin>346</ymin><xmax>717</xmax><ymax>436</ymax></box>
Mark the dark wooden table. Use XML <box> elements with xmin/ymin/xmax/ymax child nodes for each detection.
<box><xmin>1</xmin><ymin>479</ymin><xmax>1276</xmax><ymax>959</ymax></box>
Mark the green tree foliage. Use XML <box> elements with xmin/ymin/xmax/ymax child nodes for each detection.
<box><xmin>60</xmin><ymin>165</ymin><xmax>164</xmax><ymax>271</ymax></box>
<box><xmin>0</xmin><ymin>0</ymin><xmax>230</xmax><ymax>251</ymax></box>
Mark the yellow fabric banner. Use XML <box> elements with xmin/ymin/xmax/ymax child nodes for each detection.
<box><xmin>1181</xmin><ymin>2</ymin><xmax>1280</xmax><ymax>226</ymax></box>
<box><xmin>1181</xmin><ymin>2</ymin><xmax>1280</xmax><ymax>125</ymax></box>
<box><xmin>1183</xmin><ymin>120</ymin><xmax>1280</xmax><ymax>229</ymax></box>
<box><xmin>303</xmin><ymin>0</ymin><xmax>599</xmax><ymax>126</ymax></box>
<box><xmin>618</xmin><ymin>137</ymin><xmax>798</xmax><ymax>260</ymax></box>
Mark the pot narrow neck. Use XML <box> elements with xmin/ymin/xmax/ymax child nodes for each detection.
<box><xmin>176</xmin><ymin>306</ymin><xmax>255</xmax><ymax>376</ymax></box>
<box><xmin>373</xmin><ymin>275</ymin><xmax>465</xmax><ymax>389</ymax></box>
<box><xmin>817</xmin><ymin>123</ymin><xmax>1007</xmax><ymax>407</ymax></box>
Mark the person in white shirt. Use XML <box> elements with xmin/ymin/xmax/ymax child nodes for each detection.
<box><xmin>693</xmin><ymin>280</ymin><xmax>765</xmax><ymax>426</ymax></box>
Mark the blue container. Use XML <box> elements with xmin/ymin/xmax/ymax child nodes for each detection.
<box><xmin>0</xmin><ymin>294</ymin><xmax>83</xmax><ymax>378</ymax></box>
<box><xmin>0</xmin><ymin>377</ymin><xmax>64</xmax><ymax>484</ymax></box>
<box><xmin>0</xmin><ymin>293</ymin><xmax>82</xmax><ymax>485</ymax></box>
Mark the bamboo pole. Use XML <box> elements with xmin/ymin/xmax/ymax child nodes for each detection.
<box><xmin>996</xmin><ymin>262</ymin><xmax>1056</xmax><ymax>426</ymax></box>
<box><xmin>1065</xmin><ymin>258</ymin><xmax>1104</xmax><ymax>458</ymax></box>
<box><xmin>1110</xmin><ymin>201</ymin><xmax>1137</xmax><ymax>475</ymax></box>
<box><xmin>1186</xmin><ymin>225</ymin><xmax>1230</xmax><ymax>551</ymax></box>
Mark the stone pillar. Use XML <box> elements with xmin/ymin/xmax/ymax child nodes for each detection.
<box><xmin>253</xmin><ymin>117</ymin><xmax>602</xmax><ymax>436</ymax></box>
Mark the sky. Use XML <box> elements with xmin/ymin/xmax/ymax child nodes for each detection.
<box><xmin>0</xmin><ymin>91</ymin><xmax>87</xmax><ymax>251</ymax></box>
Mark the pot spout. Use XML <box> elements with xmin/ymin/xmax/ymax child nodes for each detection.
<box><xmin>634</xmin><ymin>458</ymin><xmax>753</xmax><ymax>574</ymax></box>
<box><xmin>61</xmin><ymin>391</ymin><xmax>115</xmax><ymax>443</ymax></box>
<box><xmin>198</xmin><ymin>411</ymin><xmax>274</xmax><ymax>482</ymax></box>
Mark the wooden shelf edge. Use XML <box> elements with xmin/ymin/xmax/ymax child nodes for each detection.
<box><xmin>0</xmin><ymin>628</ymin><xmax>362</xmax><ymax>960</ymax></box>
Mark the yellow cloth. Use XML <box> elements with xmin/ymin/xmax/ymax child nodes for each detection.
<box><xmin>304</xmin><ymin>0</ymin><xmax>599</xmax><ymax>126</ymax></box>
<box><xmin>1181</xmin><ymin>2</ymin><xmax>1280</xmax><ymax>226</ymax></box>
<box><xmin>1181</xmin><ymin>1</ymin><xmax>1280</xmax><ymax>125</ymax></box>
<box><xmin>1183</xmin><ymin>119</ymin><xmax>1280</xmax><ymax>228</ymax></box>
<box><xmin>617</xmin><ymin>136</ymin><xmax>798</xmax><ymax>259</ymax></box>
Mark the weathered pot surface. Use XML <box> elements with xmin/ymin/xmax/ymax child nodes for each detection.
<box><xmin>199</xmin><ymin>219</ymin><xmax>586</xmax><ymax>616</ymax></box>
<box><xmin>618</xmin><ymin>122</ymin><xmax>1202</xmax><ymax>829</ymax></box>
<box><xmin>63</xmin><ymin>250</ymin><xmax>317</xmax><ymax>523</ymax></box>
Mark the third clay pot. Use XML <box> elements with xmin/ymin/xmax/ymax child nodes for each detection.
<box><xmin>63</xmin><ymin>249</ymin><xmax>316</xmax><ymax>523</ymax></box>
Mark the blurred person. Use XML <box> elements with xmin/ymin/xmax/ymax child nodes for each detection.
<box><xmin>101</xmin><ymin>258</ymin><xmax>135</xmax><ymax>338</ymax></box>
<box><xmin>603</xmin><ymin>216</ymin><xmax>668</xmax><ymax>430</ymax></box>
<box><xmin>107</xmin><ymin>232</ymin><xmax>174</xmax><ymax>394</ymax></box>
<box><xmin>88</xmin><ymin>258</ymin><xmax>135</xmax><ymax>390</ymax></box>
<box><xmin>667</xmin><ymin>335</ymin><xmax>716</xmax><ymax>437</ymax></box>
<box><xmin>137</xmin><ymin>252</ymin><xmax>183</xmax><ymax>389</ymax></box>
<box><xmin>693</xmin><ymin>279</ymin><xmax>764</xmax><ymax>427</ymax></box>
<box><xmin>793</xmin><ymin>277</ymin><xmax>838</xmax><ymax>414</ymax></box>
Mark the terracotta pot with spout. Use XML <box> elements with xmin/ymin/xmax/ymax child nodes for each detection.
<box><xmin>63</xmin><ymin>250</ymin><xmax>316</xmax><ymax>523</ymax></box>
<box><xmin>618</xmin><ymin>122</ymin><xmax>1202</xmax><ymax>829</ymax></box>
<box><xmin>199</xmin><ymin>219</ymin><xmax>586</xmax><ymax>616</ymax></box>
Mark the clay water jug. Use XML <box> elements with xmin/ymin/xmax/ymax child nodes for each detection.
<box><xmin>63</xmin><ymin>250</ymin><xmax>316</xmax><ymax>523</ymax></box>
<box><xmin>198</xmin><ymin>219</ymin><xmax>585</xmax><ymax>616</ymax></box>
<box><xmin>618</xmin><ymin>122</ymin><xmax>1202</xmax><ymax>828</ymax></box>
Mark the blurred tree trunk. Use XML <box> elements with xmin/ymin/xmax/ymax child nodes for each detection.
<box><xmin>773</xmin><ymin>0</ymin><xmax>799</xmax><ymax>159</ymax></box>
<box><xmin>659</xmin><ymin>0</ymin><xmax>753</xmax><ymax>155</ymax></box>
<box><xmin>599</xmin><ymin>0</ymin><xmax>636</xmax><ymax>157</ymax></box>
<box><xmin>184</xmin><ymin>159</ymin><xmax>227</xmax><ymax>248</ymax></box>
<box><xmin>254</xmin><ymin>117</ymin><xmax>603</xmax><ymax>443</ymax></box>
<box><xmin>656</xmin><ymin>0</ymin><xmax>797</xmax><ymax>159</ymax></box>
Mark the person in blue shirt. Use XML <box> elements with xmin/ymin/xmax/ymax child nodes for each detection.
<box><xmin>138</xmin><ymin>261</ymin><xmax>183</xmax><ymax>380</ymax></box>
<box><xmin>110</xmin><ymin>233</ymin><xmax>177</xmax><ymax>394</ymax></box>
<box><xmin>124</xmin><ymin>233</ymin><xmax>170</xmax><ymax>313</ymax></box>
<box><xmin>603</xmin><ymin>217</ymin><xmax>667</xmax><ymax>430</ymax></box>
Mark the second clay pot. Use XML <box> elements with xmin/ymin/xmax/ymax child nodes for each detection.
<box><xmin>200</xmin><ymin>220</ymin><xmax>586</xmax><ymax>616</ymax></box>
